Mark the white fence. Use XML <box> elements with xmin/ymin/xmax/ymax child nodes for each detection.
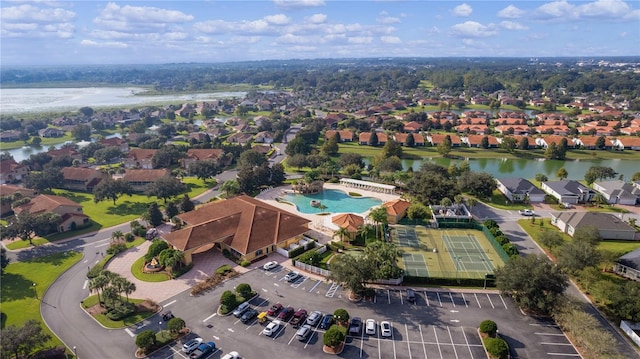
<box><xmin>620</xmin><ymin>320</ymin><xmax>640</xmax><ymax>347</ymax></box>
<box><xmin>294</xmin><ymin>261</ymin><xmax>331</xmax><ymax>277</ymax></box>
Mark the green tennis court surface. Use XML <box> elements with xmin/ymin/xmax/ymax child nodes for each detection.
<box><xmin>392</xmin><ymin>225</ymin><xmax>506</xmax><ymax>279</ymax></box>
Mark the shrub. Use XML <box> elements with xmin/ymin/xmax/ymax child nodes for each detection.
<box><xmin>483</xmin><ymin>219</ymin><xmax>499</xmax><ymax>229</ymax></box>
<box><xmin>135</xmin><ymin>330</ymin><xmax>157</xmax><ymax>353</ymax></box>
<box><xmin>144</xmin><ymin>239</ymin><xmax>169</xmax><ymax>262</ymax></box>
<box><xmin>87</xmin><ymin>265</ymin><xmax>102</xmax><ymax>279</ymax></box>
<box><xmin>167</xmin><ymin>317</ymin><xmax>185</xmax><ymax>335</ymax></box>
<box><xmin>220</xmin><ymin>290</ymin><xmax>236</xmax><ymax>309</ymax></box>
<box><xmin>235</xmin><ymin>283</ymin><xmax>253</xmax><ymax>299</ymax></box>
<box><xmin>489</xmin><ymin>227</ymin><xmax>503</xmax><ymax>237</ymax></box>
<box><xmin>287</xmin><ymin>245</ymin><xmax>307</xmax><ymax>258</ymax></box>
<box><xmin>502</xmin><ymin>243</ymin><xmax>519</xmax><ymax>257</ymax></box>
<box><xmin>240</xmin><ymin>260</ymin><xmax>250</xmax><ymax>267</ymax></box>
<box><xmin>483</xmin><ymin>337</ymin><xmax>509</xmax><ymax>359</ymax></box>
<box><xmin>106</xmin><ymin>242</ymin><xmax>127</xmax><ymax>255</ymax></box>
<box><xmin>333</xmin><ymin>308</ymin><xmax>349</xmax><ymax>325</ymax></box>
<box><xmin>323</xmin><ymin>325</ymin><xmax>346</xmax><ymax>347</ymax></box>
<box><xmin>124</xmin><ymin>233</ymin><xmax>135</xmax><ymax>242</ymax></box>
<box><xmin>215</xmin><ymin>264</ymin><xmax>233</xmax><ymax>275</ymax></box>
<box><xmin>479</xmin><ymin>320</ymin><xmax>498</xmax><ymax>337</ymax></box>
<box><xmin>297</xmin><ymin>250</ymin><xmax>322</xmax><ymax>266</ymax></box>
<box><xmin>495</xmin><ymin>235</ymin><xmax>510</xmax><ymax>246</ymax></box>
<box><xmin>105</xmin><ymin>301</ymin><xmax>135</xmax><ymax>320</ymax></box>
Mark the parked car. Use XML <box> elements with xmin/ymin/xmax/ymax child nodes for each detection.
<box><xmin>406</xmin><ymin>288</ymin><xmax>416</xmax><ymax>303</ymax></box>
<box><xmin>290</xmin><ymin>309</ymin><xmax>308</xmax><ymax>328</ymax></box>
<box><xmin>519</xmin><ymin>209</ymin><xmax>535</xmax><ymax>216</ymax></box>
<box><xmin>182</xmin><ymin>338</ymin><xmax>203</xmax><ymax>353</ymax></box>
<box><xmin>221</xmin><ymin>351</ymin><xmax>240</xmax><ymax>359</ymax></box>
<box><xmin>241</xmin><ymin>308</ymin><xmax>258</xmax><ymax>323</ymax></box>
<box><xmin>267</xmin><ymin>303</ymin><xmax>283</xmax><ymax>316</ymax></box>
<box><xmin>277</xmin><ymin>306</ymin><xmax>294</xmax><ymax>321</ymax></box>
<box><xmin>306</xmin><ymin>311</ymin><xmax>322</xmax><ymax>326</ymax></box>
<box><xmin>319</xmin><ymin>314</ymin><xmax>334</xmax><ymax>330</ymax></box>
<box><xmin>263</xmin><ymin>261</ymin><xmax>278</xmax><ymax>270</ymax></box>
<box><xmin>365</xmin><ymin>319</ymin><xmax>377</xmax><ymax>335</ymax></box>
<box><xmin>349</xmin><ymin>317</ymin><xmax>362</xmax><ymax>335</ymax></box>
<box><xmin>262</xmin><ymin>320</ymin><xmax>281</xmax><ymax>336</ymax></box>
<box><xmin>284</xmin><ymin>271</ymin><xmax>300</xmax><ymax>282</ymax></box>
<box><xmin>162</xmin><ymin>311</ymin><xmax>174</xmax><ymax>321</ymax></box>
<box><xmin>189</xmin><ymin>341</ymin><xmax>216</xmax><ymax>359</ymax></box>
<box><xmin>296</xmin><ymin>324</ymin><xmax>313</xmax><ymax>341</ymax></box>
<box><xmin>380</xmin><ymin>321</ymin><xmax>392</xmax><ymax>337</ymax></box>
<box><xmin>233</xmin><ymin>302</ymin><xmax>250</xmax><ymax>318</ymax></box>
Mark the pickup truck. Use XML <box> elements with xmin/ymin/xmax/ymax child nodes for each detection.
<box><xmin>189</xmin><ymin>342</ymin><xmax>216</xmax><ymax>359</ymax></box>
<box><xmin>518</xmin><ymin>209</ymin><xmax>535</xmax><ymax>216</ymax></box>
<box><xmin>290</xmin><ymin>309</ymin><xmax>308</xmax><ymax>328</ymax></box>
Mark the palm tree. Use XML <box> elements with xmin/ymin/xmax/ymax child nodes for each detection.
<box><xmin>333</xmin><ymin>227</ymin><xmax>350</xmax><ymax>245</ymax></box>
<box><xmin>368</xmin><ymin>207</ymin><xmax>388</xmax><ymax>240</ymax></box>
<box><xmin>593</xmin><ymin>193</ymin><xmax>607</xmax><ymax>207</ymax></box>
<box><xmin>357</xmin><ymin>224</ymin><xmax>372</xmax><ymax>241</ymax></box>
<box><xmin>121</xmin><ymin>280</ymin><xmax>136</xmax><ymax>302</ymax></box>
<box><xmin>89</xmin><ymin>275</ymin><xmax>108</xmax><ymax>304</ymax></box>
<box><xmin>102</xmin><ymin>286</ymin><xmax>119</xmax><ymax>309</ymax></box>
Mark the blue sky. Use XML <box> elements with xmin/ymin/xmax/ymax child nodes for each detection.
<box><xmin>1</xmin><ymin>0</ymin><xmax>639</xmax><ymax>65</ymax></box>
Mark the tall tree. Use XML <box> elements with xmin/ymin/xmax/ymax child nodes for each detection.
<box><xmin>93</xmin><ymin>178</ymin><xmax>133</xmax><ymax>205</ymax></box>
<box><xmin>179</xmin><ymin>194</ymin><xmax>195</xmax><ymax>213</ymax></box>
<box><xmin>322</xmin><ymin>133</ymin><xmax>340</xmax><ymax>156</ymax></box>
<box><xmin>220</xmin><ymin>180</ymin><xmax>241</xmax><ymax>198</ymax></box>
<box><xmin>556</xmin><ymin>167</ymin><xmax>568</xmax><ymax>180</ymax></box>
<box><xmin>146</xmin><ymin>202</ymin><xmax>164</xmax><ymax>227</ymax></box>
<box><xmin>189</xmin><ymin>160</ymin><xmax>219</xmax><ymax>183</ymax></box>
<box><xmin>368</xmin><ymin>206</ymin><xmax>389</xmax><ymax>239</ymax></box>
<box><xmin>145</xmin><ymin>176</ymin><xmax>187</xmax><ymax>203</ymax></box>
<box><xmin>584</xmin><ymin>166</ymin><xmax>616</xmax><ymax>185</ymax></box>
<box><xmin>436</xmin><ymin>135</ymin><xmax>452</xmax><ymax>156</ymax></box>
<box><xmin>71</xmin><ymin>124</ymin><xmax>92</xmax><ymax>141</ymax></box>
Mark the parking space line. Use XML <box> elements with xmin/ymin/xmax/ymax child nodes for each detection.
<box><xmin>535</xmin><ymin>333</ymin><xmax>565</xmax><ymax>336</ymax></box>
<box><xmin>124</xmin><ymin>328</ymin><xmax>134</xmax><ymax>337</ymax></box>
<box><xmin>170</xmin><ymin>346</ymin><xmax>188</xmax><ymax>359</ymax></box>
<box><xmin>326</xmin><ymin>282</ymin><xmax>340</xmax><ymax>297</ymax></box>
<box><xmin>360</xmin><ymin>329</ymin><xmax>365</xmax><ymax>358</ymax></box>
<box><xmin>388</xmin><ymin>290</ymin><xmax>391</xmax><ymax>304</ymax></box>
<box><xmin>436</xmin><ymin>292</ymin><xmax>443</xmax><ymax>307</ymax></box>
<box><xmin>461</xmin><ymin>293</ymin><xmax>468</xmax><ymax>308</ymax></box>
<box><xmin>486</xmin><ymin>294</ymin><xmax>495</xmax><ymax>309</ymax></box>
<box><xmin>499</xmin><ymin>294</ymin><xmax>508</xmax><ymax>309</ymax></box>
<box><xmin>461</xmin><ymin>327</ymin><xmax>474</xmax><ymax>359</ymax></box>
<box><xmin>203</xmin><ymin>313</ymin><xmax>217</xmax><ymax>322</ymax></box>
<box><xmin>391</xmin><ymin>323</ymin><xmax>397</xmax><ymax>359</ymax></box>
<box><xmin>291</xmin><ymin>277</ymin><xmax>307</xmax><ymax>288</ymax></box>
<box><xmin>400</xmin><ymin>290</ymin><xmax>404</xmax><ymax>305</ymax></box>
<box><xmin>287</xmin><ymin>328</ymin><xmax>297</xmax><ymax>345</ymax></box>
<box><xmin>378</xmin><ymin>330</ymin><xmax>382</xmax><ymax>359</ymax></box>
<box><xmin>309</xmin><ymin>280</ymin><xmax>321</xmax><ymax>292</ymax></box>
<box><xmin>547</xmin><ymin>353</ymin><xmax>581</xmax><ymax>357</ymax></box>
<box><xmin>541</xmin><ymin>342</ymin><xmax>575</xmax><ymax>346</ymax></box>
<box><xmin>474</xmin><ymin>293</ymin><xmax>481</xmax><ymax>308</ymax></box>
<box><xmin>419</xmin><ymin>325</ymin><xmax>428</xmax><ymax>359</ymax></box>
<box><xmin>447</xmin><ymin>326</ymin><xmax>459</xmax><ymax>359</ymax></box>
<box><xmin>448</xmin><ymin>293</ymin><xmax>455</xmax><ymax>307</ymax></box>
<box><xmin>433</xmin><ymin>326</ymin><xmax>443</xmax><ymax>359</ymax></box>
<box><xmin>405</xmin><ymin>324</ymin><xmax>412</xmax><ymax>359</ymax></box>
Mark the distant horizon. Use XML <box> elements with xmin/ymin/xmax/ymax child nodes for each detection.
<box><xmin>1</xmin><ymin>1</ymin><xmax>638</xmax><ymax>66</ymax></box>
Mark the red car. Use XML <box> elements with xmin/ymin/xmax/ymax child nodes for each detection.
<box><xmin>267</xmin><ymin>303</ymin><xmax>283</xmax><ymax>316</ymax></box>
<box><xmin>277</xmin><ymin>306</ymin><xmax>294</xmax><ymax>321</ymax></box>
<box><xmin>290</xmin><ymin>309</ymin><xmax>308</xmax><ymax>328</ymax></box>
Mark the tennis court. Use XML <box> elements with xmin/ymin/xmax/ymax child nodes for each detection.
<box><xmin>392</xmin><ymin>225</ymin><xmax>506</xmax><ymax>279</ymax></box>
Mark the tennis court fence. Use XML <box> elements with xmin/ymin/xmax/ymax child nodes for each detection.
<box><xmin>438</xmin><ymin>220</ymin><xmax>510</xmax><ymax>262</ymax></box>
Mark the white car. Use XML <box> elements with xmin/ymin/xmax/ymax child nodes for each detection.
<box><xmin>262</xmin><ymin>320</ymin><xmax>281</xmax><ymax>337</ymax></box>
<box><xmin>182</xmin><ymin>337</ymin><xmax>203</xmax><ymax>353</ymax></box>
<box><xmin>306</xmin><ymin>311</ymin><xmax>322</xmax><ymax>326</ymax></box>
<box><xmin>296</xmin><ymin>324</ymin><xmax>313</xmax><ymax>341</ymax></box>
<box><xmin>263</xmin><ymin>261</ymin><xmax>278</xmax><ymax>270</ymax></box>
<box><xmin>221</xmin><ymin>351</ymin><xmax>240</xmax><ymax>359</ymax></box>
<box><xmin>365</xmin><ymin>319</ymin><xmax>376</xmax><ymax>335</ymax></box>
<box><xmin>284</xmin><ymin>271</ymin><xmax>300</xmax><ymax>282</ymax></box>
<box><xmin>380</xmin><ymin>321</ymin><xmax>392</xmax><ymax>337</ymax></box>
<box><xmin>519</xmin><ymin>209</ymin><xmax>535</xmax><ymax>216</ymax></box>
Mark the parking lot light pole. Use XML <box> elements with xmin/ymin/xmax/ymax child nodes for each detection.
<box><xmin>72</xmin><ymin>346</ymin><xmax>77</xmax><ymax>358</ymax></box>
<box><xmin>158</xmin><ymin>321</ymin><xmax>162</xmax><ymax>333</ymax></box>
<box><xmin>33</xmin><ymin>283</ymin><xmax>38</xmax><ymax>300</ymax></box>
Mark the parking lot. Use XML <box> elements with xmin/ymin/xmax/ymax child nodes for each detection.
<box><xmin>144</xmin><ymin>265</ymin><xmax>581</xmax><ymax>359</ymax></box>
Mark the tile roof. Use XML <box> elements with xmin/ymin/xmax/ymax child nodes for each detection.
<box><xmin>127</xmin><ymin>148</ymin><xmax>157</xmax><ymax>160</ymax></box>
<box><xmin>164</xmin><ymin>195</ymin><xmax>310</xmax><ymax>254</ymax></box>
<box><xmin>332</xmin><ymin>213</ymin><xmax>364</xmax><ymax>232</ymax></box>
<box><xmin>185</xmin><ymin>149</ymin><xmax>223</xmax><ymax>161</ymax></box>
<box><xmin>382</xmin><ymin>199</ymin><xmax>411</xmax><ymax>216</ymax></box>
<box><xmin>552</xmin><ymin>211</ymin><xmax>636</xmax><ymax>233</ymax></box>
<box><xmin>14</xmin><ymin>194</ymin><xmax>82</xmax><ymax>215</ymax></box>
<box><xmin>123</xmin><ymin>169</ymin><xmax>170</xmax><ymax>182</ymax></box>
<box><xmin>62</xmin><ymin>166</ymin><xmax>101</xmax><ymax>181</ymax></box>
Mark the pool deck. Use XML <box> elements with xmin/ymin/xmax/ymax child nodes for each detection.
<box><xmin>256</xmin><ymin>183</ymin><xmax>402</xmax><ymax>243</ymax></box>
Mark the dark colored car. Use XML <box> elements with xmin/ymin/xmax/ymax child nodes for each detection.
<box><xmin>277</xmin><ymin>306</ymin><xmax>294</xmax><ymax>321</ymax></box>
<box><xmin>406</xmin><ymin>289</ymin><xmax>416</xmax><ymax>303</ymax></box>
<box><xmin>267</xmin><ymin>303</ymin><xmax>283</xmax><ymax>316</ymax></box>
<box><xmin>290</xmin><ymin>309</ymin><xmax>308</xmax><ymax>328</ymax></box>
<box><xmin>319</xmin><ymin>314</ymin><xmax>334</xmax><ymax>330</ymax></box>
<box><xmin>240</xmin><ymin>308</ymin><xmax>258</xmax><ymax>323</ymax></box>
<box><xmin>162</xmin><ymin>311</ymin><xmax>174</xmax><ymax>321</ymax></box>
<box><xmin>349</xmin><ymin>317</ymin><xmax>362</xmax><ymax>336</ymax></box>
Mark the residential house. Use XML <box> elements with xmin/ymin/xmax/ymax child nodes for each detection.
<box><xmin>122</xmin><ymin>169</ymin><xmax>170</xmax><ymax>192</ymax></box>
<box><xmin>61</xmin><ymin>167</ymin><xmax>107</xmax><ymax>192</ymax></box>
<box><xmin>254</xmin><ymin>131</ymin><xmax>275</xmax><ymax>144</ymax></box>
<box><xmin>428</xmin><ymin>134</ymin><xmax>461</xmax><ymax>147</ymax></box>
<box><xmin>182</xmin><ymin>149</ymin><xmax>224</xmax><ymax>174</ymax></box>
<box><xmin>550</xmin><ymin>212</ymin><xmax>637</xmax><ymax>240</ymax></box>
<box><xmin>226</xmin><ymin>132</ymin><xmax>253</xmax><ymax>144</ymax></box>
<box><xmin>535</xmin><ymin>125</ymin><xmax>570</xmax><ymax>135</ymax></box>
<box><xmin>0</xmin><ymin>130</ymin><xmax>21</xmax><ymax>142</ymax></box>
<box><xmin>454</xmin><ymin>124</ymin><xmax>488</xmax><ymax>134</ymax></box>
<box><xmin>124</xmin><ymin>149</ymin><xmax>157</xmax><ymax>169</ymax></box>
<box><xmin>0</xmin><ymin>184</ymin><xmax>37</xmax><ymax>216</ymax></box>
<box><xmin>394</xmin><ymin>133</ymin><xmax>425</xmax><ymax>146</ymax></box>
<box><xmin>495</xmin><ymin>178</ymin><xmax>546</xmax><ymax>203</ymax></box>
<box><xmin>332</xmin><ymin>213</ymin><xmax>365</xmax><ymax>241</ymax></box>
<box><xmin>461</xmin><ymin>110</ymin><xmax>491</xmax><ymax>120</ymax></box>
<box><xmin>541</xmin><ymin>180</ymin><xmax>595</xmax><ymax>204</ymax></box>
<box><xmin>0</xmin><ymin>159</ymin><xmax>29</xmax><ymax>184</ymax></box>
<box><xmin>592</xmin><ymin>180</ymin><xmax>640</xmax><ymax>205</ymax></box>
<box><xmin>13</xmin><ymin>194</ymin><xmax>89</xmax><ymax>233</ymax></box>
<box><xmin>382</xmin><ymin>199</ymin><xmax>411</xmax><ymax>224</ymax></box>
<box><xmin>98</xmin><ymin>137</ymin><xmax>129</xmax><ymax>152</ymax></box>
<box><xmin>614</xmin><ymin>248</ymin><xmax>640</xmax><ymax>281</ymax></box>
<box><xmin>325</xmin><ymin>130</ymin><xmax>354</xmax><ymax>142</ymax></box>
<box><xmin>403</xmin><ymin>121</ymin><xmax>422</xmax><ymax>133</ymax></box>
<box><xmin>324</xmin><ymin>113</ymin><xmax>347</xmax><ymax>128</ymax></box>
<box><xmin>492</xmin><ymin>118</ymin><xmax>527</xmax><ymax>126</ymax></box>
<box><xmin>535</xmin><ymin>136</ymin><xmax>573</xmax><ymax>149</ymax></box>
<box><xmin>574</xmin><ymin>136</ymin><xmax>614</xmax><ymax>150</ymax></box>
<box><xmin>358</xmin><ymin>132</ymin><xmax>388</xmax><ymax>146</ymax></box>
<box><xmin>494</xmin><ymin>125</ymin><xmax>530</xmax><ymax>135</ymax></box>
<box><xmin>463</xmin><ymin>135</ymin><xmax>499</xmax><ymax>148</ymax></box>
<box><xmin>613</xmin><ymin>137</ymin><xmax>640</xmax><ymax>151</ymax></box>
<box><xmin>162</xmin><ymin>194</ymin><xmax>311</xmax><ymax>263</ymax></box>
<box><xmin>47</xmin><ymin>147</ymin><xmax>82</xmax><ymax>162</ymax></box>
<box><xmin>38</xmin><ymin>127</ymin><xmax>65</xmax><ymax>138</ymax></box>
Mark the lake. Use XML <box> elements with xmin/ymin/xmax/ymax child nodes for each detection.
<box><xmin>0</xmin><ymin>87</ymin><xmax>247</xmax><ymax>115</ymax></box>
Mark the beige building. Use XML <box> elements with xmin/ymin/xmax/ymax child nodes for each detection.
<box><xmin>13</xmin><ymin>194</ymin><xmax>89</xmax><ymax>232</ymax></box>
<box><xmin>162</xmin><ymin>195</ymin><xmax>311</xmax><ymax>263</ymax></box>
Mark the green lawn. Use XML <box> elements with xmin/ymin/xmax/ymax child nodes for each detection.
<box><xmin>81</xmin><ymin>295</ymin><xmax>157</xmax><ymax>328</ymax></box>
<box><xmin>0</xmin><ymin>251</ymin><xmax>82</xmax><ymax>352</ymax></box>
<box><xmin>131</xmin><ymin>256</ymin><xmax>171</xmax><ymax>282</ymax></box>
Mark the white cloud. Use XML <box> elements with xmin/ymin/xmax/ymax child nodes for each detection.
<box><xmin>80</xmin><ymin>39</ymin><xmax>128</xmax><ymax>48</ymax></box>
<box><xmin>1</xmin><ymin>3</ymin><xmax>75</xmax><ymax>38</ymax></box>
<box><xmin>273</xmin><ymin>0</ymin><xmax>325</xmax><ymax>10</ymax></box>
<box><xmin>497</xmin><ymin>5</ymin><xmax>525</xmax><ymax>19</ymax></box>
<box><xmin>1</xmin><ymin>4</ymin><xmax>75</xmax><ymax>22</ymax></box>
<box><xmin>534</xmin><ymin>0</ymin><xmax>576</xmax><ymax>19</ymax></box>
<box><xmin>380</xmin><ymin>36</ymin><xmax>401</xmax><ymax>44</ymax></box>
<box><xmin>93</xmin><ymin>2</ymin><xmax>193</xmax><ymax>33</ymax></box>
<box><xmin>451</xmin><ymin>21</ymin><xmax>498</xmax><ymax>37</ymax></box>
<box><xmin>533</xmin><ymin>0</ymin><xmax>640</xmax><ymax>21</ymax></box>
<box><xmin>264</xmin><ymin>14</ymin><xmax>291</xmax><ymax>25</ymax></box>
<box><xmin>194</xmin><ymin>19</ymin><xmax>273</xmax><ymax>35</ymax></box>
<box><xmin>307</xmin><ymin>13</ymin><xmax>327</xmax><ymax>24</ymax></box>
<box><xmin>452</xmin><ymin>3</ymin><xmax>473</xmax><ymax>17</ymax></box>
<box><xmin>276</xmin><ymin>33</ymin><xmax>308</xmax><ymax>44</ymax></box>
<box><xmin>577</xmin><ymin>0</ymin><xmax>638</xmax><ymax>19</ymax></box>
<box><xmin>500</xmin><ymin>21</ymin><xmax>528</xmax><ymax>30</ymax></box>
<box><xmin>378</xmin><ymin>13</ymin><xmax>400</xmax><ymax>24</ymax></box>
<box><xmin>348</xmin><ymin>36</ymin><xmax>373</xmax><ymax>44</ymax></box>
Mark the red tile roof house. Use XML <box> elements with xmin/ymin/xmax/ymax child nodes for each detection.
<box><xmin>162</xmin><ymin>195</ymin><xmax>311</xmax><ymax>264</ymax></box>
<box><xmin>613</xmin><ymin>137</ymin><xmax>640</xmax><ymax>151</ymax></box>
<box><xmin>325</xmin><ymin>130</ymin><xmax>354</xmax><ymax>142</ymax></box>
<box><xmin>492</xmin><ymin>118</ymin><xmax>527</xmax><ymax>126</ymax></box>
<box><xmin>0</xmin><ymin>184</ymin><xmax>37</xmax><ymax>216</ymax></box>
<box><xmin>47</xmin><ymin>147</ymin><xmax>83</xmax><ymax>162</ymax></box>
<box><xmin>13</xmin><ymin>194</ymin><xmax>89</xmax><ymax>233</ymax></box>
<box><xmin>324</xmin><ymin>113</ymin><xmax>348</xmax><ymax>128</ymax></box>
<box><xmin>358</xmin><ymin>132</ymin><xmax>388</xmax><ymax>145</ymax></box>
<box><xmin>535</xmin><ymin>136</ymin><xmax>575</xmax><ymax>149</ymax></box>
<box><xmin>332</xmin><ymin>213</ymin><xmax>365</xmax><ymax>241</ymax></box>
<box><xmin>0</xmin><ymin>159</ymin><xmax>29</xmax><ymax>184</ymax></box>
<box><xmin>454</xmin><ymin>124</ymin><xmax>489</xmax><ymax>134</ymax></box>
<box><xmin>428</xmin><ymin>134</ymin><xmax>462</xmax><ymax>147</ymax></box>
<box><xmin>124</xmin><ymin>148</ymin><xmax>157</xmax><ymax>169</ymax></box>
<box><xmin>574</xmin><ymin>136</ymin><xmax>614</xmax><ymax>150</ymax></box>
<box><xmin>382</xmin><ymin>199</ymin><xmax>411</xmax><ymax>224</ymax></box>
<box><xmin>494</xmin><ymin>125</ymin><xmax>530</xmax><ymax>136</ymax></box>
<box><xmin>535</xmin><ymin>125</ymin><xmax>570</xmax><ymax>135</ymax></box>
<box><xmin>122</xmin><ymin>169</ymin><xmax>171</xmax><ymax>192</ymax></box>
<box><xmin>61</xmin><ymin>167</ymin><xmax>108</xmax><ymax>192</ymax></box>
<box><xmin>394</xmin><ymin>133</ymin><xmax>425</xmax><ymax>146</ymax></box>
<box><xmin>463</xmin><ymin>135</ymin><xmax>500</xmax><ymax>148</ymax></box>
<box><xmin>181</xmin><ymin>149</ymin><xmax>225</xmax><ymax>174</ymax></box>
<box><xmin>98</xmin><ymin>137</ymin><xmax>129</xmax><ymax>152</ymax></box>
<box><xmin>403</xmin><ymin>121</ymin><xmax>422</xmax><ymax>133</ymax></box>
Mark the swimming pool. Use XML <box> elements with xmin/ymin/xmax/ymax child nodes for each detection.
<box><xmin>281</xmin><ymin>189</ymin><xmax>382</xmax><ymax>214</ymax></box>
